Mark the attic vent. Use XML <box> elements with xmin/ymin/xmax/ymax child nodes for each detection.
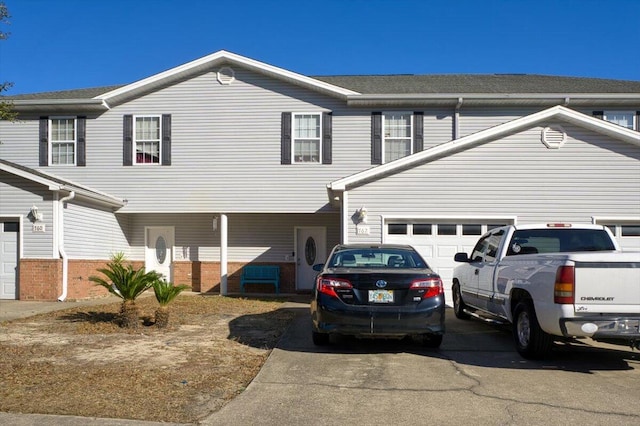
<box><xmin>541</xmin><ymin>125</ymin><xmax>566</xmax><ymax>149</ymax></box>
<box><xmin>217</xmin><ymin>67</ymin><xmax>235</xmax><ymax>85</ymax></box>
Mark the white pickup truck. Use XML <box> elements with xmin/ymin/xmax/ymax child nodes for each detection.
<box><xmin>452</xmin><ymin>223</ymin><xmax>640</xmax><ymax>359</ymax></box>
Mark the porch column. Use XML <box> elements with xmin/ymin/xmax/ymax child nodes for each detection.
<box><xmin>220</xmin><ymin>214</ymin><xmax>228</xmax><ymax>295</ymax></box>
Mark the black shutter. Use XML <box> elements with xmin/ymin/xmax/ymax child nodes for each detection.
<box><xmin>161</xmin><ymin>114</ymin><xmax>171</xmax><ymax>166</ymax></box>
<box><xmin>123</xmin><ymin>115</ymin><xmax>133</xmax><ymax>166</ymax></box>
<box><xmin>592</xmin><ymin>111</ymin><xmax>604</xmax><ymax>120</ymax></box>
<box><xmin>636</xmin><ymin>111</ymin><xmax>640</xmax><ymax>131</ymax></box>
<box><xmin>413</xmin><ymin>111</ymin><xmax>424</xmax><ymax>153</ymax></box>
<box><xmin>77</xmin><ymin>116</ymin><xmax>86</xmax><ymax>166</ymax></box>
<box><xmin>322</xmin><ymin>112</ymin><xmax>332</xmax><ymax>164</ymax></box>
<box><xmin>371</xmin><ymin>112</ymin><xmax>382</xmax><ymax>165</ymax></box>
<box><xmin>39</xmin><ymin>117</ymin><xmax>48</xmax><ymax>166</ymax></box>
<box><xmin>281</xmin><ymin>112</ymin><xmax>292</xmax><ymax>164</ymax></box>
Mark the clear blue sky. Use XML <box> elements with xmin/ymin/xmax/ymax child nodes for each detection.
<box><xmin>1</xmin><ymin>0</ymin><xmax>639</xmax><ymax>95</ymax></box>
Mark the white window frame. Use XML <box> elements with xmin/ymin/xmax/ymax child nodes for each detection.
<box><xmin>383</xmin><ymin>112</ymin><xmax>413</xmax><ymax>163</ymax></box>
<box><xmin>133</xmin><ymin>115</ymin><xmax>162</xmax><ymax>165</ymax></box>
<box><xmin>292</xmin><ymin>112</ymin><xmax>322</xmax><ymax>164</ymax></box>
<box><xmin>49</xmin><ymin>116</ymin><xmax>77</xmax><ymax>166</ymax></box>
<box><xmin>603</xmin><ymin>111</ymin><xmax>636</xmax><ymax>130</ymax></box>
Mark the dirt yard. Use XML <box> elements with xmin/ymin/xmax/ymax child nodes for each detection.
<box><xmin>0</xmin><ymin>294</ymin><xmax>299</xmax><ymax>423</ymax></box>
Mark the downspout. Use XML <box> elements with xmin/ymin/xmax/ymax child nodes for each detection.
<box><xmin>454</xmin><ymin>97</ymin><xmax>463</xmax><ymax>140</ymax></box>
<box><xmin>57</xmin><ymin>191</ymin><xmax>75</xmax><ymax>301</ymax></box>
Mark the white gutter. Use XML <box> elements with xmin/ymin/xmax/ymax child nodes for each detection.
<box><xmin>57</xmin><ymin>191</ymin><xmax>75</xmax><ymax>302</ymax></box>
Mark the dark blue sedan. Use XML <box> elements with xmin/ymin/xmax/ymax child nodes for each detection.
<box><xmin>310</xmin><ymin>244</ymin><xmax>445</xmax><ymax>347</ymax></box>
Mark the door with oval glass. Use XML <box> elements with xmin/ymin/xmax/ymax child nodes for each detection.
<box><xmin>295</xmin><ymin>227</ymin><xmax>326</xmax><ymax>291</ymax></box>
<box><xmin>145</xmin><ymin>227</ymin><xmax>174</xmax><ymax>281</ymax></box>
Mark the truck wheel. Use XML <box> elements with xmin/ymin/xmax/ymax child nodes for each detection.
<box><xmin>453</xmin><ymin>283</ymin><xmax>470</xmax><ymax>320</ymax></box>
<box><xmin>513</xmin><ymin>301</ymin><xmax>553</xmax><ymax>359</ymax></box>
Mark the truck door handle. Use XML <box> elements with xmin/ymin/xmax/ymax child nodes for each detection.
<box><xmin>474</xmin><ymin>269</ymin><xmax>479</xmax><ymax>275</ymax></box>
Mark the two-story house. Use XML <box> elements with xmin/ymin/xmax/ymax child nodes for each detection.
<box><xmin>1</xmin><ymin>50</ymin><xmax>639</xmax><ymax>302</ymax></box>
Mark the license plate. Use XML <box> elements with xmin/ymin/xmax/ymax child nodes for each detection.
<box><xmin>369</xmin><ymin>290</ymin><xmax>394</xmax><ymax>303</ymax></box>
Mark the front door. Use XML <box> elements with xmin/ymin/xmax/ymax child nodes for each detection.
<box><xmin>0</xmin><ymin>222</ymin><xmax>19</xmax><ymax>299</ymax></box>
<box><xmin>145</xmin><ymin>227</ymin><xmax>174</xmax><ymax>281</ymax></box>
<box><xmin>296</xmin><ymin>227</ymin><xmax>326</xmax><ymax>291</ymax></box>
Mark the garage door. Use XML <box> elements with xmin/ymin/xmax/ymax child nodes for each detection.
<box><xmin>384</xmin><ymin>220</ymin><xmax>512</xmax><ymax>305</ymax></box>
<box><xmin>598</xmin><ymin>222</ymin><xmax>640</xmax><ymax>252</ymax></box>
<box><xmin>1</xmin><ymin>222</ymin><xmax>19</xmax><ymax>300</ymax></box>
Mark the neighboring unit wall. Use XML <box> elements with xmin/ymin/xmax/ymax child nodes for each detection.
<box><xmin>346</xmin><ymin>123</ymin><xmax>640</xmax><ymax>242</ymax></box>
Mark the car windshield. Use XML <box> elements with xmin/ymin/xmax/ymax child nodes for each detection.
<box><xmin>328</xmin><ymin>248</ymin><xmax>428</xmax><ymax>269</ymax></box>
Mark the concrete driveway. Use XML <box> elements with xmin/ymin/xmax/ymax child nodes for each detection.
<box><xmin>204</xmin><ymin>306</ymin><xmax>640</xmax><ymax>426</ymax></box>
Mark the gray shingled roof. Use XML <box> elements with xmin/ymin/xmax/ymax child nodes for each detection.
<box><xmin>3</xmin><ymin>75</ymin><xmax>640</xmax><ymax>100</ymax></box>
<box><xmin>3</xmin><ymin>85</ymin><xmax>124</xmax><ymax>100</ymax></box>
<box><xmin>312</xmin><ymin>74</ymin><xmax>640</xmax><ymax>94</ymax></box>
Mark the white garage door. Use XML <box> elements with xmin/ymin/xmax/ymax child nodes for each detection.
<box><xmin>384</xmin><ymin>220</ymin><xmax>512</xmax><ymax>305</ymax></box>
<box><xmin>599</xmin><ymin>222</ymin><xmax>640</xmax><ymax>252</ymax></box>
<box><xmin>1</xmin><ymin>222</ymin><xmax>19</xmax><ymax>300</ymax></box>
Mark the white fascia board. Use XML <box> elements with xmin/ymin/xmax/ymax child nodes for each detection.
<box><xmin>96</xmin><ymin>50</ymin><xmax>360</xmax><ymax>103</ymax></box>
<box><xmin>329</xmin><ymin>105</ymin><xmax>640</xmax><ymax>191</ymax></box>
<box><xmin>0</xmin><ymin>163</ymin><xmax>62</xmax><ymax>190</ymax></box>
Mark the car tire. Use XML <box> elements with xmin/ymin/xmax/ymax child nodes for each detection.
<box><xmin>513</xmin><ymin>300</ymin><xmax>553</xmax><ymax>359</ymax></box>
<box><xmin>452</xmin><ymin>282</ymin><xmax>470</xmax><ymax>320</ymax></box>
<box><xmin>312</xmin><ymin>330</ymin><xmax>330</xmax><ymax>346</ymax></box>
<box><xmin>420</xmin><ymin>333</ymin><xmax>443</xmax><ymax>349</ymax></box>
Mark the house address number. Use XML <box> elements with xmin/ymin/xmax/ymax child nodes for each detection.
<box><xmin>32</xmin><ymin>224</ymin><xmax>46</xmax><ymax>233</ymax></box>
<box><xmin>356</xmin><ymin>226</ymin><xmax>370</xmax><ymax>235</ymax></box>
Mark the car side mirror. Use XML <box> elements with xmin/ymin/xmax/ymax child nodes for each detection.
<box><xmin>312</xmin><ymin>264</ymin><xmax>324</xmax><ymax>272</ymax></box>
<box><xmin>454</xmin><ymin>252</ymin><xmax>470</xmax><ymax>262</ymax></box>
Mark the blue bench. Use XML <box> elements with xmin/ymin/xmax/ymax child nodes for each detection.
<box><xmin>240</xmin><ymin>265</ymin><xmax>280</xmax><ymax>294</ymax></box>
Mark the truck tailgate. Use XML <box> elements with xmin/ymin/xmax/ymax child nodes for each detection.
<box><xmin>574</xmin><ymin>261</ymin><xmax>640</xmax><ymax>314</ymax></box>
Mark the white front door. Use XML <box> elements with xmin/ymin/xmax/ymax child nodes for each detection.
<box><xmin>145</xmin><ymin>227</ymin><xmax>174</xmax><ymax>281</ymax></box>
<box><xmin>0</xmin><ymin>222</ymin><xmax>19</xmax><ymax>300</ymax></box>
<box><xmin>296</xmin><ymin>227</ymin><xmax>326</xmax><ymax>291</ymax></box>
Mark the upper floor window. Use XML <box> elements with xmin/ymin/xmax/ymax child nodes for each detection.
<box><xmin>594</xmin><ymin>110</ymin><xmax>638</xmax><ymax>131</ymax></box>
<box><xmin>50</xmin><ymin>118</ymin><xmax>76</xmax><ymax>165</ymax></box>
<box><xmin>384</xmin><ymin>112</ymin><xmax>413</xmax><ymax>162</ymax></box>
<box><xmin>134</xmin><ymin>116</ymin><xmax>161</xmax><ymax>164</ymax></box>
<box><xmin>294</xmin><ymin>113</ymin><xmax>321</xmax><ymax>163</ymax></box>
<box><xmin>371</xmin><ymin>111</ymin><xmax>423</xmax><ymax>165</ymax></box>
<box><xmin>603</xmin><ymin>111</ymin><xmax>635</xmax><ymax>130</ymax></box>
<box><xmin>39</xmin><ymin>116</ymin><xmax>86</xmax><ymax>167</ymax></box>
<box><xmin>281</xmin><ymin>112</ymin><xmax>332</xmax><ymax>165</ymax></box>
<box><xmin>123</xmin><ymin>114</ymin><xmax>171</xmax><ymax>166</ymax></box>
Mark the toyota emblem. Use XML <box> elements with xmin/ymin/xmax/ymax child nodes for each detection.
<box><xmin>375</xmin><ymin>280</ymin><xmax>387</xmax><ymax>288</ymax></box>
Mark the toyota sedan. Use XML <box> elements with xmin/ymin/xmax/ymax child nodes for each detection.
<box><xmin>310</xmin><ymin>244</ymin><xmax>445</xmax><ymax>347</ymax></box>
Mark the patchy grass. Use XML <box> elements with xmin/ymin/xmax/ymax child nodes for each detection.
<box><xmin>0</xmin><ymin>295</ymin><xmax>298</xmax><ymax>423</ymax></box>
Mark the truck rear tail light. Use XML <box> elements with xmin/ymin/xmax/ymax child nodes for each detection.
<box><xmin>317</xmin><ymin>277</ymin><xmax>352</xmax><ymax>298</ymax></box>
<box><xmin>554</xmin><ymin>265</ymin><xmax>575</xmax><ymax>304</ymax></box>
<box><xmin>410</xmin><ymin>277</ymin><xmax>444</xmax><ymax>299</ymax></box>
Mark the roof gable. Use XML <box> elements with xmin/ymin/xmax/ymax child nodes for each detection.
<box><xmin>95</xmin><ymin>50</ymin><xmax>360</xmax><ymax>107</ymax></box>
<box><xmin>0</xmin><ymin>159</ymin><xmax>124</xmax><ymax>208</ymax></box>
<box><xmin>329</xmin><ymin>106</ymin><xmax>640</xmax><ymax>191</ymax></box>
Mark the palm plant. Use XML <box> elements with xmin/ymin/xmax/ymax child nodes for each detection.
<box><xmin>152</xmin><ymin>279</ymin><xmax>190</xmax><ymax>328</ymax></box>
<box><xmin>89</xmin><ymin>252</ymin><xmax>161</xmax><ymax>328</ymax></box>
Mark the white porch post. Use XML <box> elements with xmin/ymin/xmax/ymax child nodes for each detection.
<box><xmin>220</xmin><ymin>214</ymin><xmax>228</xmax><ymax>295</ymax></box>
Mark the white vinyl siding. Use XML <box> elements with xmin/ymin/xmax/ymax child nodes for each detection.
<box><xmin>346</xmin><ymin>123</ymin><xmax>640</xmax><ymax>242</ymax></box>
<box><xmin>50</xmin><ymin>117</ymin><xmax>76</xmax><ymax>165</ymax></box>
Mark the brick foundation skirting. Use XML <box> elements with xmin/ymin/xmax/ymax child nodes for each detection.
<box><xmin>19</xmin><ymin>259</ymin><xmax>297</xmax><ymax>301</ymax></box>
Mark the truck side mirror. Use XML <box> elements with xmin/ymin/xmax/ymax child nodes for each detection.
<box><xmin>454</xmin><ymin>252</ymin><xmax>470</xmax><ymax>262</ymax></box>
